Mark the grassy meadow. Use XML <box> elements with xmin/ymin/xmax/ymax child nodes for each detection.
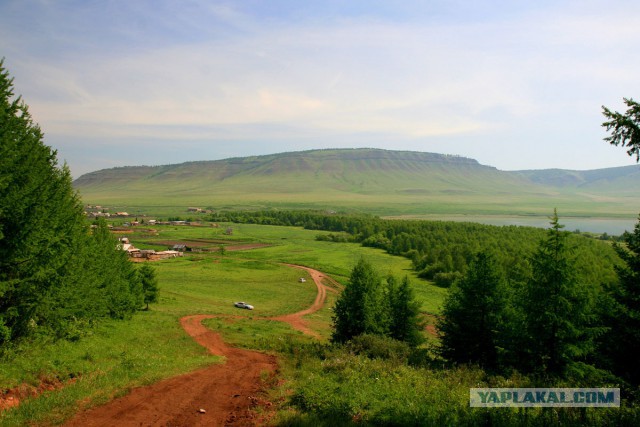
<box><xmin>0</xmin><ymin>222</ymin><xmax>444</xmax><ymax>425</ymax></box>
<box><xmin>3</xmin><ymin>220</ymin><xmax>635</xmax><ymax>426</ymax></box>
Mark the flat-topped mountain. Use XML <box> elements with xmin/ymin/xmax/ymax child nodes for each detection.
<box><xmin>73</xmin><ymin>148</ymin><xmax>640</xmax><ymax>217</ymax></box>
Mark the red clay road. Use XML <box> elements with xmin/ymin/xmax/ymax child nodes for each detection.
<box><xmin>64</xmin><ymin>264</ymin><xmax>334</xmax><ymax>426</ymax></box>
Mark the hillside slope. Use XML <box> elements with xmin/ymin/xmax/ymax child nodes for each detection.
<box><xmin>514</xmin><ymin>166</ymin><xmax>640</xmax><ymax>195</ymax></box>
<box><xmin>73</xmin><ymin>148</ymin><xmax>640</xmax><ymax>217</ymax></box>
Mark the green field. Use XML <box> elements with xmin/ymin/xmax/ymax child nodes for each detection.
<box><xmin>2</xmin><ymin>221</ymin><xmax>637</xmax><ymax>426</ymax></box>
<box><xmin>0</xmin><ymin>222</ymin><xmax>444</xmax><ymax>425</ymax></box>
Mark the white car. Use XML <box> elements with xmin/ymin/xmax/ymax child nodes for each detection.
<box><xmin>234</xmin><ymin>301</ymin><xmax>254</xmax><ymax>310</ymax></box>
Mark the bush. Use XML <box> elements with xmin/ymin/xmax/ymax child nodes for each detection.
<box><xmin>418</xmin><ymin>263</ymin><xmax>445</xmax><ymax>280</ymax></box>
<box><xmin>346</xmin><ymin>334</ymin><xmax>411</xmax><ymax>363</ymax></box>
<box><xmin>433</xmin><ymin>271</ymin><xmax>463</xmax><ymax>288</ymax></box>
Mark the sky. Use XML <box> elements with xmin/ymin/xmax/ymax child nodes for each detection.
<box><xmin>1</xmin><ymin>0</ymin><xmax>640</xmax><ymax>178</ymax></box>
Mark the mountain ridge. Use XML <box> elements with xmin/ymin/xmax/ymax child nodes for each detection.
<box><xmin>72</xmin><ymin>148</ymin><xmax>640</xmax><ymax>217</ymax></box>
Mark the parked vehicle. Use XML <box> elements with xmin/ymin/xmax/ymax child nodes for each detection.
<box><xmin>234</xmin><ymin>301</ymin><xmax>254</xmax><ymax>310</ymax></box>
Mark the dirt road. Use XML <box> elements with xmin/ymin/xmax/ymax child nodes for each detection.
<box><xmin>64</xmin><ymin>264</ymin><xmax>334</xmax><ymax>426</ymax></box>
<box><xmin>269</xmin><ymin>264</ymin><xmax>337</xmax><ymax>338</ymax></box>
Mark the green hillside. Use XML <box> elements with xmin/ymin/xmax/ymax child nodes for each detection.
<box><xmin>73</xmin><ymin>148</ymin><xmax>640</xmax><ymax>217</ymax></box>
<box><xmin>515</xmin><ymin>166</ymin><xmax>640</xmax><ymax>194</ymax></box>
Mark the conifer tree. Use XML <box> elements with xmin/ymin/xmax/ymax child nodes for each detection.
<box><xmin>139</xmin><ymin>263</ymin><xmax>159</xmax><ymax>310</ymax></box>
<box><xmin>602</xmin><ymin>98</ymin><xmax>640</xmax><ymax>161</ymax></box>
<box><xmin>0</xmin><ymin>60</ymin><xmax>141</xmax><ymax>344</ymax></box>
<box><xmin>388</xmin><ymin>275</ymin><xmax>424</xmax><ymax>347</ymax></box>
<box><xmin>0</xmin><ymin>59</ymin><xmax>88</xmax><ymax>340</ymax></box>
<box><xmin>601</xmin><ymin>96</ymin><xmax>640</xmax><ymax>384</ymax></box>
<box><xmin>332</xmin><ymin>258</ymin><xmax>388</xmax><ymax>342</ymax></box>
<box><xmin>599</xmin><ymin>220</ymin><xmax>640</xmax><ymax>385</ymax></box>
<box><xmin>438</xmin><ymin>252</ymin><xmax>507</xmax><ymax>368</ymax></box>
<box><xmin>520</xmin><ymin>210</ymin><xmax>599</xmax><ymax>375</ymax></box>
<box><xmin>612</xmin><ymin>219</ymin><xmax>640</xmax><ymax>382</ymax></box>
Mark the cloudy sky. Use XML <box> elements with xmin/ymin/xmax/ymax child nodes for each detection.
<box><xmin>2</xmin><ymin>0</ymin><xmax>640</xmax><ymax>177</ymax></box>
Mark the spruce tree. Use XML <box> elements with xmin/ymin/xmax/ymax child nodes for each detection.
<box><xmin>139</xmin><ymin>263</ymin><xmax>159</xmax><ymax>310</ymax></box>
<box><xmin>0</xmin><ymin>60</ymin><xmax>141</xmax><ymax>343</ymax></box>
<box><xmin>0</xmin><ymin>59</ymin><xmax>88</xmax><ymax>341</ymax></box>
<box><xmin>602</xmin><ymin>96</ymin><xmax>640</xmax><ymax>384</ymax></box>
<box><xmin>438</xmin><ymin>251</ymin><xmax>507</xmax><ymax>369</ymax></box>
<box><xmin>600</xmin><ymin>218</ymin><xmax>640</xmax><ymax>384</ymax></box>
<box><xmin>88</xmin><ymin>220</ymin><xmax>143</xmax><ymax>319</ymax></box>
<box><xmin>332</xmin><ymin>258</ymin><xmax>387</xmax><ymax>343</ymax></box>
<box><xmin>521</xmin><ymin>210</ymin><xmax>599</xmax><ymax>375</ymax></box>
<box><xmin>602</xmin><ymin>98</ymin><xmax>640</xmax><ymax>161</ymax></box>
<box><xmin>388</xmin><ymin>275</ymin><xmax>424</xmax><ymax>347</ymax></box>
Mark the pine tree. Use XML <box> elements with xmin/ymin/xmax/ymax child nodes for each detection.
<box><xmin>388</xmin><ymin>275</ymin><xmax>424</xmax><ymax>347</ymax></box>
<box><xmin>0</xmin><ymin>59</ymin><xmax>88</xmax><ymax>341</ymax></box>
<box><xmin>139</xmin><ymin>263</ymin><xmax>159</xmax><ymax>310</ymax></box>
<box><xmin>332</xmin><ymin>258</ymin><xmax>388</xmax><ymax>343</ymax></box>
<box><xmin>602</xmin><ymin>98</ymin><xmax>640</xmax><ymax>161</ymax></box>
<box><xmin>520</xmin><ymin>210</ymin><xmax>599</xmax><ymax>375</ymax></box>
<box><xmin>438</xmin><ymin>251</ymin><xmax>507</xmax><ymax>369</ymax></box>
<box><xmin>600</xmin><ymin>217</ymin><xmax>640</xmax><ymax>384</ymax></box>
<box><xmin>0</xmin><ymin>60</ymin><xmax>141</xmax><ymax>344</ymax></box>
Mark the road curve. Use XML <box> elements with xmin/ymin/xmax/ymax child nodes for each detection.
<box><xmin>268</xmin><ymin>264</ymin><xmax>337</xmax><ymax>338</ymax></box>
<box><xmin>64</xmin><ymin>264</ymin><xmax>335</xmax><ymax>426</ymax></box>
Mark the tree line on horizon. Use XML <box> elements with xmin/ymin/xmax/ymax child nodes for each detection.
<box><xmin>209</xmin><ymin>209</ymin><xmax>621</xmax><ymax>290</ymax></box>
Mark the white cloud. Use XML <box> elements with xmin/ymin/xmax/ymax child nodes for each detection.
<box><xmin>3</xmin><ymin>0</ymin><xmax>640</xmax><ymax>175</ymax></box>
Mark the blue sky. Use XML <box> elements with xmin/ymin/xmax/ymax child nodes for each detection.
<box><xmin>2</xmin><ymin>0</ymin><xmax>640</xmax><ymax>177</ymax></box>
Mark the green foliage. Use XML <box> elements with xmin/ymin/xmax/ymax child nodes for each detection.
<box><xmin>332</xmin><ymin>259</ymin><xmax>388</xmax><ymax>342</ymax></box>
<box><xmin>280</xmin><ymin>339</ymin><xmax>636</xmax><ymax>427</ymax></box>
<box><xmin>602</xmin><ymin>97</ymin><xmax>640</xmax><ymax>161</ymax></box>
<box><xmin>520</xmin><ymin>211</ymin><xmax>602</xmax><ymax>375</ymax></box>
<box><xmin>438</xmin><ymin>252</ymin><xmax>508</xmax><ymax>369</ymax></box>
<box><xmin>346</xmin><ymin>333</ymin><xmax>413</xmax><ymax>362</ymax></box>
<box><xmin>138</xmin><ymin>264</ymin><xmax>159</xmax><ymax>310</ymax></box>
<box><xmin>332</xmin><ymin>260</ymin><xmax>424</xmax><ymax>347</ymax></box>
<box><xmin>601</xmin><ymin>216</ymin><xmax>640</xmax><ymax>385</ymax></box>
<box><xmin>387</xmin><ymin>276</ymin><xmax>425</xmax><ymax>347</ymax></box>
<box><xmin>0</xmin><ymin>220</ymin><xmax>637</xmax><ymax>424</ymax></box>
<box><xmin>212</xmin><ymin>209</ymin><xmax>620</xmax><ymax>289</ymax></box>
<box><xmin>0</xmin><ymin>61</ymin><xmax>141</xmax><ymax>345</ymax></box>
<box><xmin>88</xmin><ymin>220</ymin><xmax>143</xmax><ymax>319</ymax></box>
<box><xmin>433</xmin><ymin>271</ymin><xmax>464</xmax><ymax>288</ymax></box>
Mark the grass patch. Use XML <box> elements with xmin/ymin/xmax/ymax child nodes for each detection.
<box><xmin>1</xmin><ymin>222</ymin><xmax>442</xmax><ymax>425</ymax></box>
<box><xmin>0</xmin><ymin>310</ymin><xmax>217</xmax><ymax>426</ymax></box>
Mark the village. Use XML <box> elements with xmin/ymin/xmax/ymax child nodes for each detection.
<box><xmin>117</xmin><ymin>237</ymin><xmax>184</xmax><ymax>261</ymax></box>
<box><xmin>84</xmin><ymin>205</ymin><xmax>226</xmax><ymax>261</ymax></box>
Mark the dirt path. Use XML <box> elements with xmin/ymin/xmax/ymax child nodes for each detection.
<box><xmin>63</xmin><ymin>264</ymin><xmax>335</xmax><ymax>426</ymax></box>
<box><xmin>65</xmin><ymin>315</ymin><xmax>277</xmax><ymax>427</ymax></box>
<box><xmin>268</xmin><ymin>264</ymin><xmax>337</xmax><ymax>339</ymax></box>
